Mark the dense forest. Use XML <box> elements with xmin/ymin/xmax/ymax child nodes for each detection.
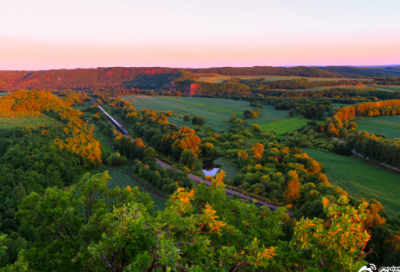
<box><xmin>0</xmin><ymin>91</ymin><xmax>104</xmax><ymax>266</ymax></box>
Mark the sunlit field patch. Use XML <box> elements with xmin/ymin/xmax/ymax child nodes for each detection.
<box><xmin>195</xmin><ymin>74</ymin><xmax>370</xmax><ymax>84</ymax></box>
<box><xmin>303</xmin><ymin>148</ymin><xmax>400</xmax><ymax>217</ymax></box>
<box><xmin>121</xmin><ymin>96</ymin><xmax>290</xmax><ymax>131</ymax></box>
<box><xmin>354</xmin><ymin>115</ymin><xmax>400</xmax><ymax>139</ymax></box>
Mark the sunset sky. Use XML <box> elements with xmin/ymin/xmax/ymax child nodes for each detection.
<box><xmin>1</xmin><ymin>0</ymin><xmax>400</xmax><ymax>70</ymax></box>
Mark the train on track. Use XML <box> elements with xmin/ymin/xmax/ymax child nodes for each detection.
<box><xmin>91</xmin><ymin>98</ymin><xmax>128</xmax><ymax>135</ymax></box>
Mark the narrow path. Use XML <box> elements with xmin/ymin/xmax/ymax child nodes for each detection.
<box><xmin>333</xmin><ymin>137</ymin><xmax>400</xmax><ymax>172</ymax></box>
<box><xmin>91</xmin><ymin>98</ymin><xmax>288</xmax><ymax>213</ymax></box>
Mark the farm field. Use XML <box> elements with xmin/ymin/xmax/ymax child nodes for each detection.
<box><xmin>259</xmin><ymin>117</ymin><xmax>322</xmax><ymax>135</ymax></box>
<box><xmin>121</xmin><ymin>96</ymin><xmax>290</xmax><ymax>131</ymax></box>
<box><xmin>0</xmin><ymin>116</ymin><xmax>61</xmax><ymax>129</ymax></box>
<box><xmin>196</xmin><ymin>74</ymin><xmax>370</xmax><ymax>84</ymax></box>
<box><xmin>106</xmin><ymin>168</ymin><xmax>167</xmax><ymax>211</ymax></box>
<box><xmin>370</xmin><ymin>85</ymin><xmax>400</xmax><ymax>91</ymax></box>
<box><xmin>303</xmin><ymin>148</ymin><xmax>400</xmax><ymax>217</ymax></box>
<box><xmin>354</xmin><ymin>115</ymin><xmax>400</xmax><ymax>139</ymax></box>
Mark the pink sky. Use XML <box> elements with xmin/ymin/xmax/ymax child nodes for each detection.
<box><xmin>1</xmin><ymin>0</ymin><xmax>400</xmax><ymax>70</ymax></box>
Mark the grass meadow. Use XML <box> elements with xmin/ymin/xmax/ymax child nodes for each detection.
<box><xmin>354</xmin><ymin>115</ymin><xmax>400</xmax><ymax>139</ymax></box>
<box><xmin>195</xmin><ymin>74</ymin><xmax>369</xmax><ymax>84</ymax></box>
<box><xmin>106</xmin><ymin>168</ymin><xmax>167</xmax><ymax>211</ymax></box>
<box><xmin>121</xmin><ymin>96</ymin><xmax>290</xmax><ymax>131</ymax></box>
<box><xmin>259</xmin><ymin>117</ymin><xmax>322</xmax><ymax>135</ymax></box>
<box><xmin>0</xmin><ymin>116</ymin><xmax>60</xmax><ymax>129</ymax></box>
<box><xmin>0</xmin><ymin>92</ymin><xmax>9</xmax><ymax>97</ymax></box>
<box><xmin>303</xmin><ymin>148</ymin><xmax>400</xmax><ymax>217</ymax></box>
<box><xmin>370</xmin><ymin>85</ymin><xmax>400</xmax><ymax>92</ymax></box>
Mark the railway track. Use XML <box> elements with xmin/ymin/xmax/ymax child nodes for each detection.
<box><xmin>91</xmin><ymin>98</ymin><xmax>289</xmax><ymax>214</ymax></box>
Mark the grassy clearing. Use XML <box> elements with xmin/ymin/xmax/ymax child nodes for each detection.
<box><xmin>354</xmin><ymin>115</ymin><xmax>400</xmax><ymax>139</ymax></box>
<box><xmin>0</xmin><ymin>116</ymin><xmax>61</xmax><ymax>129</ymax></box>
<box><xmin>213</xmin><ymin>157</ymin><xmax>239</xmax><ymax>180</ymax></box>
<box><xmin>121</xmin><ymin>96</ymin><xmax>289</xmax><ymax>131</ymax></box>
<box><xmin>91</xmin><ymin>167</ymin><xmax>167</xmax><ymax>211</ymax></box>
<box><xmin>369</xmin><ymin>85</ymin><xmax>400</xmax><ymax>92</ymax></box>
<box><xmin>259</xmin><ymin>117</ymin><xmax>322</xmax><ymax>135</ymax></box>
<box><xmin>303</xmin><ymin>148</ymin><xmax>400</xmax><ymax>217</ymax></box>
<box><xmin>196</xmin><ymin>74</ymin><xmax>368</xmax><ymax>84</ymax></box>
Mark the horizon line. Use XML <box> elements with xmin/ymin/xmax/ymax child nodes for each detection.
<box><xmin>2</xmin><ymin>64</ymin><xmax>400</xmax><ymax>72</ymax></box>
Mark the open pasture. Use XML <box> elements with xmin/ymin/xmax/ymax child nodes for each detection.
<box><xmin>259</xmin><ymin>117</ymin><xmax>322</xmax><ymax>135</ymax></box>
<box><xmin>121</xmin><ymin>96</ymin><xmax>289</xmax><ymax>131</ymax></box>
<box><xmin>303</xmin><ymin>148</ymin><xmax>400</xmax><ymax>217</ymax></box>
<box><xmin>370</xmin><ymin>85</ymin><xmax>400</xmax><ymax>92</ymax></box>
<box><xmin>0</xmin><ymin>116</ymin><xmax>60</xmax><ymax>129</ymax></box>
<box><xmin>354</xmin><ymin>115</ymin><xmax>400</xmax><ymax>139</ymax></box>
<box><xmin>196</xmin><ymin>74</ymin><xmax>370</xmax><ymax>84</ymax></box>
<box><xmin>106</xmin><ymin>168</ymin><xmax>167</xmax><ymax>211</ymax></box>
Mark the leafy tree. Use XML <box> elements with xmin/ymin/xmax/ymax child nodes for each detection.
<box><xmin>191</xmin><ymin>115</ymin><xmax>205</xmax><ymax>126</ymax></box>
<box><xmin>183</xmin><ymin>114</ymin><xmax>190</xmax><ymax>122</ymax></box>
<box><xmin>292</xmin><ymin>196</ymin><xmax>371</xmax><ymax>271</ymax></box>
<box><xmin>283</xmin><ymin>170</ymin><xmax>300</xmax><ymax>203</ymax></box>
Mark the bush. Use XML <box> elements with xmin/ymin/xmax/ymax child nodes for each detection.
<box><xmin>192</xmin><ymin>116</ymin><xmax>205</xmax><ymax>126</ymax></box>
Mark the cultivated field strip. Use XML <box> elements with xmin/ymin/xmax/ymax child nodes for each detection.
<box><xmin>106</xmin><ymin>168</ymin><xmax>168</xmax><ymax>211</ymax></box>
<box><xmin>91</xmin><ymin>98</ymin><xmax>288</xmax><ymax>214</ymax></box>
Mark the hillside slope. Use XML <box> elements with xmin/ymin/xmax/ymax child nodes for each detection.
<box><xmin>0</xmin><ymin>67</ymin><xmax>178</xmax><ymax>90</ymax></box>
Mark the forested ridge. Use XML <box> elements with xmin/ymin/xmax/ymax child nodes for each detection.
<box><xmin>3</xmin><ymin>65</ymin><xmax>400</xmax><ymax>92</ymax></box>
<box><xmin>0</xmin><ymin>90</ymin><xmax>106</xmax><ymax>266</ymax></box>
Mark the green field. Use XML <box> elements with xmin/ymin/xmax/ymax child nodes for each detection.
<box><xmin>259</xmin><ymin>117</ymin><xmax>322</xmax><ymax>135</ymax></box>
<box><xmin>370</xmin><ymin>85</ymin><xmax>400</xmax><ymax>92</ymax></box>
<box><xmin>0</xmin><ymin>116</ymin><xmax>61</xmax><ymax>129</ymax></box>
<box><xmin>121</xmin><ymin>96</ymin><xmax>289</xmax><ymax>131</ymax></box>
<box><xmin>196</xmin><ymin>74</ymin><xmax>369</xmax><ymax>84</ymax></box>
<box><xmin>0</xmin><ymin>92</ymin><xmax>9</xmax><ymax>97</ymax></box>
<box><xmin>303</xmin><ymin>148</ymin><xmax>400</xmax><ymax>217</ymax></box>
<box><xmin>106</xmin><ymin>168</ymin><xmax>167</xmax><ymax>211</ymax></box>
<box><xmin>213</xmin><ymin>157</ymin><xmax>239</xmax><ymax>179</ymax></box>
<box><xmin>354</xmin><ymin>115</ymin><xmax>400</xmax><ymax>139</ymax></box>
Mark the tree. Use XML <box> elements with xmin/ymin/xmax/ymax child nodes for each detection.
<box><xmin>252</xmin><ymin>143</ymin><xmax>264</xmax><ymax>160</ymax></box>
<box><xmin>183</xmin><ymin>114</ymin><xmax>190</xmax><ymax>122</ymax></box>
<box><xmin>292</xmin><ymin>196</ymin><xmax>371</xmax><ymax>271</ymax></box>
<box><xmin>180</xmin><ymin>149</ymin><xmax>198</xmax><ymax>167</ymax></box>
<box><xmin>283</xmin><ymin>170</ymin><xmax>300</xmax><ymax>203</ymax></box>
<box><xmin>16</xmin><ymin>172</ymin><xmax>154</xmax><ymax>271</ymax></box>
<box><xmin>289</xmin><ymin>108</ymin><xmax>294</xmax><ymax>118</ymax></box>
<box><xmin>316</xmin><ymin>105</ymin><xmax>325</xmax><ymax>120</ymax></box>
<box><xmin>15</xmin><ymin>171</ymin><xmax>286</xmax><ymax>271</ymax></box>
<box><xmin>244</xmin><ymin>110</ymin><xmax>253</xmax><ymax>119</ymax></box>
<box><xmin>251</xmin><ymin>124</ymin><xmax>261</xmax><ymax>132</ymax></box>
<box><xmin>191</xmin><ymin>115</ymin><xmax>205</xmax><ymax>126</ymax></box>
<box><xmin>237</xmin><ymin>150</ymin><xmax>248</xmax><ymax>164</ymax></box>
<box><xmin>144</xmin><ymin>147</ymin><xmax>156</xmax><ymax>162</ymax></box>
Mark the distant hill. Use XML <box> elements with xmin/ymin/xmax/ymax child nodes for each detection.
<box><xmin>3</xmin><ymin>65</ymin><xmax>398</xmax><ymax>91</ymax></box>
<box><xmin>0</xmin><ymin>67</ymin><xmax>178</xmax><ymax>90</ymax></box>
<box><xmin>317</xmin><ymin>66</ymin><xmax>400</xmax><ymax>77</ymax></box>
<box><xmin>193</xmin><ymin>66</ymin><xmax>344</xmax><ymax>78</ymax></box>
